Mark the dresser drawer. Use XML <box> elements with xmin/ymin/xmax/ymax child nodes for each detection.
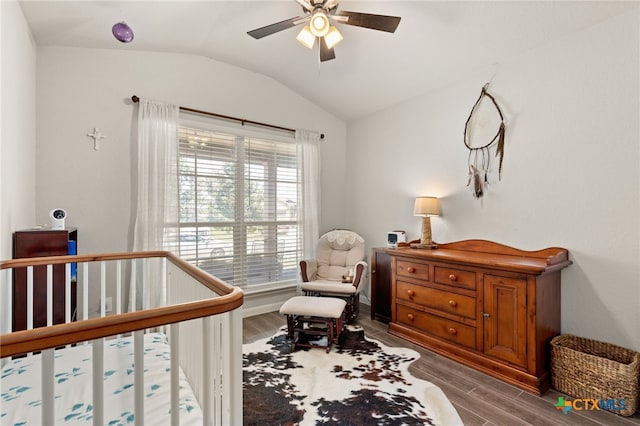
<box><xmin>434</xmin><ymin>266</ymin><xmax>476</xmax><ymax>290</ymax></box>
<box><xmin>397</xmin><ymin>281</ymin><xmax>476</xmax><ymax>320</ymax></box>
<box><xmin>396</xmin><ymin>259</ymin><xmax>429</xmax><ymax>281</ymax></box>
<box><xmin>396</xmin><ymin>305</ymin><xmax>476</xmax><ymax>350</ymax></box>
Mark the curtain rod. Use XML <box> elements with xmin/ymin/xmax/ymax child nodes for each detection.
<box><xmin>131</xmin><ymin>95</ymin><xmax>324</xmax><ymax>139</ymax></box>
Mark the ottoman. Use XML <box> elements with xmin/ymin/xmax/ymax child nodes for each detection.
<box><xmin>279</xmin><ymin>296</ymin><xmax>347</xmax><ymax>352</ymax></box>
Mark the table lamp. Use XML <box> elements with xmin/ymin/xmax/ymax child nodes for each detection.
<box><xmin>413</xmin><ymin>196</ymin><xmax>440</xmax><ymax>248</ymax></box>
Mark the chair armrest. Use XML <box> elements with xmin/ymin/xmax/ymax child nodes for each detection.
<box><xmin>351</xmin><ymin>261</ymin><xmax>368</xmax><ymax>289</ymax></box>
<box><xmin>299</xmin><ymin>259</ymin><xmax>318</xmax><ymax>282</ymax></box>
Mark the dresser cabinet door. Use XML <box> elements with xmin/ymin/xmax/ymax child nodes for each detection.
<box><xmin>482</xmin><ymin>275</ymin><xmax>527</xmax><ymax>367</ymax></box>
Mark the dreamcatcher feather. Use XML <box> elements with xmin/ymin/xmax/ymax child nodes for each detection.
<box><xmin>464</xmin><ymin>84</ymin><xmax>506</xmax><ymax>199</ymax></box>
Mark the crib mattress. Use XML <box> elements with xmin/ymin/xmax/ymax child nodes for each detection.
<box><xmin>1</xmin><ymin>332</ymin><xmax>203</xmax><ymax>425</ymax></box>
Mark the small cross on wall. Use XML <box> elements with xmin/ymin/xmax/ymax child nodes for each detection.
<box><xmin>87</xmin><ymin>127</ymin><xmax>106</xmax><ymax>150</ymax></box>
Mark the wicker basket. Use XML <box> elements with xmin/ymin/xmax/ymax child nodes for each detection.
<box><xmin>551</xmin><ymin>334</ymin><xmax>640</xmax><ymax>416</ymax></box>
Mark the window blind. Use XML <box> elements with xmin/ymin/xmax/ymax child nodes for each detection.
<box><xmin>177</xmin><ymin>123</ymin><xmax>301</xmax><ymax>288</ymax></box>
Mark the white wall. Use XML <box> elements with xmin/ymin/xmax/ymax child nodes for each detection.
<box><xmin>347</xmin><ymin>9</ymin><xmax>640</xmax><ymax>351</ymax></box>
<box><xmin>1</xmin><ymin>1</ymin><xmax>37</xmax><ymax>258</ymax></box>
<box><xmin>36</xmin><ymin>47</ymin><xmax>347</xmax><ymax>251</ymax></box>
<box><xmin>0</xmin><ymin>1</ymin><xmax>37</xmax><ymax>334</ymax></box>
<box><xmin>35</xmin><ymin>47</ymin><xmax>347</xmax><ymax>314</ymax></box>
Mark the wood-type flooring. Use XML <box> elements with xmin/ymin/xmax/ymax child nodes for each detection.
<box><xmin>243</xmin><ymin>304</ymin><xmax>640</xmax><ymax>426</ymax></box>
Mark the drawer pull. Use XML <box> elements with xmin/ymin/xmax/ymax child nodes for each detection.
<box><xmin>407</xmin><ymin>313</ymin><xmax>415</xmax><ymax>321</ymax></box>
<box><xmin>448</xmin><ymin>299</ymin><xmax>457</xmax><ymax>308</ymax></box>
<box><xmin>407</xmin><ymin>267</ymin><xmax>416</xmax><ymax>273</ymax></box>
<box><xmin>407</xmin><ymin>289</ymin><xmax>415</xmax><ymax>298</ymax></box>
<box><xmin>481</xmin><ymin>312</ymin><xmax>491</xmax><ymax>318</ymax></box>
<box><xmin>448</xmin><ymin>274</ymin><xmax>457</xmax><ymax>281</ymax></box>
<box><xmin>448</xmin><ymin>327</ymin><xmax>457</xmax><ymax>335</ymax></box>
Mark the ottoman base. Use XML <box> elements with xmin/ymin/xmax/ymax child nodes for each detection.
<box><xmin>279</xmin><ymin>296</ymin><xmax>347</xmax><ymax>352</ymax></box>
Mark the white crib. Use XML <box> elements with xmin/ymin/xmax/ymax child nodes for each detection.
<box><xmin>0</xmin><ymin>251</ymin><xmax>244</xmax><ymax>425</ymax></box>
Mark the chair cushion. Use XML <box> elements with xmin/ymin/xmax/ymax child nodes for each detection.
<box><xmin>316</xmin><ymin>230</ymin><xmax>365</xmax><ymax>281</ymax></box>
<box><xmin>301</xmin><ymin>280</ymin><xmax>357</xmax><ymax>295</ymax></box>
<box><xmin>279</xmin><ymin>296</ymin><xmax>346</xmax><ymax>318</ymax></box>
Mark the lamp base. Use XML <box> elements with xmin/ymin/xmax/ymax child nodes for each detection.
<box><xmin>418</xmin><ymin>216</ymin><xmax>435</xmax><ymax>248</ymax></box>
<box><xmin>410</xmin><ymin>243</ymin><xmax>438</xmax><ymax>250</ymax></box>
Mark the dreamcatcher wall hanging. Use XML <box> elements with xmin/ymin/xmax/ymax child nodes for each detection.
<box><xmin>463</xmin><ymin>83</ymin><xmax>506</xmax><ymax>199</ymax></box>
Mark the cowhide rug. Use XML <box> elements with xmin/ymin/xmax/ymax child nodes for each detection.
<box><xmin>243</xmin><ymin>326</ymin><xmax>463</xmax><ymax>425</ymax></box>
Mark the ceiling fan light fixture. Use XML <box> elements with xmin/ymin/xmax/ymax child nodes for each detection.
<box><xmin>246</xmin><ymin>1</ymin><xmax>402</xmax><ymax>63</ymax></box>
<box><xmin>309</xmin><ymin>11</ymin><xmax>329</xmax><ymax>37</ymax></box>
<box><xmin>296</xmin><ymin>26</ymin><xmax>316</xmax><ymax>49</ymax></box>
<box><xmin>324</xmin><ymin>25</ymin><xmax>343</xmax><ymax>49</ymax></box>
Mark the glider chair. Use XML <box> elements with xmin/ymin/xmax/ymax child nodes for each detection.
<box><xmin>299</xmin><ymin>229</ymin><xmax>367</xmax><ymax>322</ymax></box>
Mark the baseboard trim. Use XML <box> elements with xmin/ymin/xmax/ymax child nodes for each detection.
<box><xmin>242</xmin><ymin>284</ymin><xmax>298</xmax><ymax>318</ymax></box>
<box><xmin>243</xmin><ymin>302</ymin><xmax>287</xmax><ymax>318</ymax></box>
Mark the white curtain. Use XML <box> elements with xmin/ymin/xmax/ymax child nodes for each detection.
<box><xmin>296</xmin><ymin>130</ymin><xmax>321</xmax><ymax>259</ymax></box>
<box><xmin>131</xmin><ymin>98</ymin><xmax>179</xmax><ymax>310</ymax></box>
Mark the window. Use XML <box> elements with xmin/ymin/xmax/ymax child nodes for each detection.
<box><xmin>177</xmin><ymin>121</ymin><xmax>301</xmax><ymax>289</ymax></box>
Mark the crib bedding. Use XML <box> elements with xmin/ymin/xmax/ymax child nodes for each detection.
<box><xmin>1</xmin><ymin>332</ymin><xmax>202</xmax><ymax>425</ymax></box>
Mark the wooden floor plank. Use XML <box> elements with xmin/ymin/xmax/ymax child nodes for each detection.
<box><xmin>434</xmin><ymin>378</ymin><xmax>531</xmax><ymax>426</ymax></box>
<box><xmin>470</xmin><ymin>386</ymin><xmax>601</xmax><ymax>426</ymax></box>
<box><xmin>451</xmin><ymin>403</ymin><xmax>490</xmax><ymax>426</ymax></box>
<box><xmin>538</xmin><ymin>389</ymin><xmax>640</xmax><ymax>425</ymax></box>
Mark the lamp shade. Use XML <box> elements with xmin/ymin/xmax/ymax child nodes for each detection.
<box><xmin>413</xmin><ymin>196</ymin><xmax>440</xmax><ymax>217</ymax></box>
<box><xmin>324</xmin><ymin>26</ymin><xmax>343</xmax><ymax>49</ymax></box>
<box><xmin>296</xmin><ymin>26</ymin><xmax>315</xmax><ymax>49</ymax></box>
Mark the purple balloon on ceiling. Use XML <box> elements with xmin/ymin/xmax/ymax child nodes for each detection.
<box><xmin>112</xmin><ymin>22</ymin><xmax>134</xmax><ymax>43</ymax></box>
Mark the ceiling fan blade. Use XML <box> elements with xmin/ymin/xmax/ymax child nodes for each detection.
<box><xmin>333</xmin><ymin>10</ymin><xmax>401</xmax><ymax>33</ymax></box>
<box><xmin>294</xmin><ymin>0</ymin><xmax>313</xmax><ymax>12</ymax></box>
<box><xmin>247</xmin><ymin>16</ymin><xmax>304</xmax><ymax>39</ymax></box>
<box><xmin>324</xmin><ymin>0</ymin><xmax>340</xmax><ymax>11</ymax></box>
<box><xmin>319</xmin><ymin>37</ymin><xmax>336</xmax><ymax>62</ymax></box>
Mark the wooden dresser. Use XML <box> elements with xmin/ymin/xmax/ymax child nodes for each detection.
<box><xmin>387</xmin><ymin>239</ymin><xmax>571</xmax><ymax>395</ymax></box>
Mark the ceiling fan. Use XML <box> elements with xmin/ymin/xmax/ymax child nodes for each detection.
<box><xmin>247</xmin><ymin>0</ymin><xmax>401</xmax><ymax>62</ymax></box>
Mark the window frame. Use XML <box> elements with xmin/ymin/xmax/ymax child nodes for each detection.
<box><xmin>176</xmin><ymin>116</ymin><xmax>302</xmax><ymax>290</ymax></box>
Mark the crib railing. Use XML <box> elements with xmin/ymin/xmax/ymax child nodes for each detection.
<box><xmin>0</xmin><ymin>251</ymin><xmax>244</xmax><ymax>426</ymax></box>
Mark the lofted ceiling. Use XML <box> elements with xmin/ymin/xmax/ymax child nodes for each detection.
<box><xmin>19</xmin><ymin>1</ymin><xmax>637</xmax><ymax>121</ymax></box>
